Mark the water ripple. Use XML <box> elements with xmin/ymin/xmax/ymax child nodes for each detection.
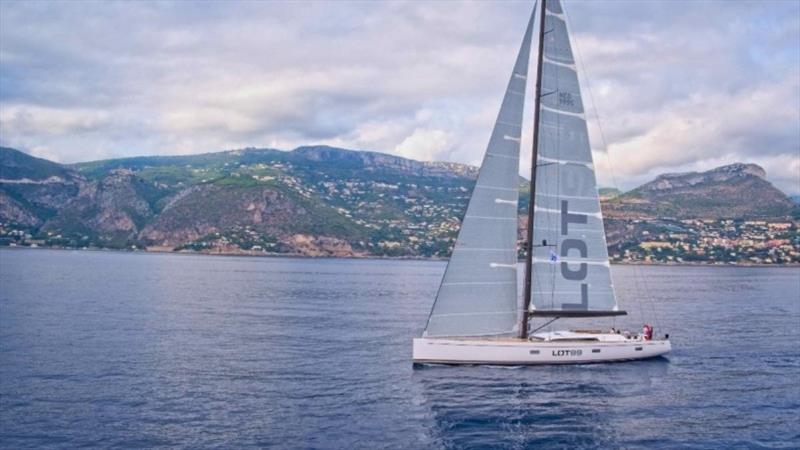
<box><xmin>0</xmin><ymin>249</ymin><xmax>798</xmax><ymax>449</ymax></box>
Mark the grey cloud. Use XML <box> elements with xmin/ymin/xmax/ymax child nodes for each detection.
<box><xmin>0</xmin><ymin>0</ymin><xmax>798</xmax><ymax>194</ymax></box>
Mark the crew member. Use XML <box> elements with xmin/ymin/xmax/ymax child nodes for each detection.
<box><xmin>642</xmin><ymin>324</ymin><xmax>653</xmax><ymax>341</ymax></box>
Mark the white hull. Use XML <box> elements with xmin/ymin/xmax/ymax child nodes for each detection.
<box><xmin>413</xmin><ymin>332</ymin><xmax>671</xmax><ymax>365</ymax></box>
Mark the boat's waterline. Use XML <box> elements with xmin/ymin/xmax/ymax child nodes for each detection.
<box><xmin>412</xmin><ymin>335</ymin><xmax>671</xmax><ymax>366</ymax></box>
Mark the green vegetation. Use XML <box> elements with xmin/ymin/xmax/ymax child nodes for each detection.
<box><xmin>2</xmin><ymin>146</ymin><xmax>798</xmax><ymax>262</ymax></box>
<box><xmin>0</xmin><ymin>147</ymin><xmax>72</xmax><ymax>180</ymax></box>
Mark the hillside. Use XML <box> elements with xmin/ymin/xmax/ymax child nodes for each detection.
<box><xmin>0</xmin><ymin>146</ymin><xmax>488</xmax><ymax>256</ymax></box>
<box><xmin>603</xmin><ymin>163</ymin><xmax>797</xmax><ymax>219</ymax></box>
<box><xmin>0</xmin><ymin>146</ymin><xmax>73</xmax><ymax>181</ymax></box>
<box><xmin>1</xmin><ymin>146</ymin><xmax>797</xmax><ymax>261</ymax></box>
<box><xmin>0</xmin><ymin>147</ymin><xmax>85</xmax><ymax>227</ymax></box>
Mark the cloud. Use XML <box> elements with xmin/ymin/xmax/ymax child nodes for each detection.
<box><xmin>0</xmin><ymin>0</ymin><xmax>798</xmax><ymax>194</ymax></box>
<box><xmin>0</xmin><ymin>105</ymin><xmax>110</xmax><ymax>136</ymax></box>
<box><xmin>601</xmin><ymin>73</ymin><xmax>799</xmax><ymax>173</ymax></box>
<box><xmin>394</xmin><ymin>128</ymin><xmax>454</xmax><ymax>161</ymax></box>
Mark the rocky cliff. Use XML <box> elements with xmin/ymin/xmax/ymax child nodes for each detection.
<box><xmin>1</xmin><ymin>146</ymin><xmax>796</xmax><ymax>256</ymax></box>
<box><xmin>603</xmin><ymin>163</ymin><xmax>796</xmax><ymax>219</ymax></box>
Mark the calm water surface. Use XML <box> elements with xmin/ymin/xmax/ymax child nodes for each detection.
<box><xmin>1</xmin><ymin>249</ymin><xmax>798</xmax><ymax>449</ymax></box>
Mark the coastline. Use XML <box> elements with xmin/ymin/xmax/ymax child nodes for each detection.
<box><xmin>2</xmin><ymin>245</ymin><xmax>798</xmax><ymax>268</ymax></box>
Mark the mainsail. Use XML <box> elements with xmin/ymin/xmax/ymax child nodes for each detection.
<box><xmin>423</xmin><ymin>8</ymin><xmax>537</xmax><ymax>337</ymax></box>
<box><xmin>528</xmin><ymin>0</ymin><xmax>620</xmax><ymax>315</ymax></box>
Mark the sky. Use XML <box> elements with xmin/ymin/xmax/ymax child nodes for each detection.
<box><xmin>1</xmin><ymin>0</ymin><xmax>798</xmax><ymax>194</ymax></box>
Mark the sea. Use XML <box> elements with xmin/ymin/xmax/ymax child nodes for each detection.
<box><xmin>1</xmin><ymin>248</ymin><xmax>798</xmax><ymax>449</ymax></box>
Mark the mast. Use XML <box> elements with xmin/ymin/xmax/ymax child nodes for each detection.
<box><xmin>520</xmin><ymin>0</ymin><xmax>547</xmax><ymax>339</ymax></box>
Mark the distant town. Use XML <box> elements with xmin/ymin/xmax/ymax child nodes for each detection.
<box><xmin>606</xmin><ymin>218</ymin><xmax>799</xmax><ymax>265</ymax></box>
<box><xmin>1</xmin><ymin>145</ymin><xmax>798</xmax><ymax>265</ymax></box>
<box><xmin>3</xmin><ymin>217</ymin><xmax>798</xmax><ymax>266</ymax></box>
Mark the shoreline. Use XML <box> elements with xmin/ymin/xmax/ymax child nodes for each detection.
<box><xmin>2</xmin><ymin>245</ymin><xmax>799</xmax><ymax>268</ymax></box>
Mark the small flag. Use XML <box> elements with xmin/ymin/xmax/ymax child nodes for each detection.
<box><xmin>549</xmin><ymin>250</ymin><xmax>558</xmax><ymax>264</ymax></box>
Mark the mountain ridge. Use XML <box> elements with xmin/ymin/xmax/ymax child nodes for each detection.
<box><xmin>604</xmin><ymin>162</ymin><xmax>796</xmax><ymax>219</ymax></box>
<box><xmin>1</xmin><ymin>145</ymin><xmax>797</xmax><ymax>259</ymax></box>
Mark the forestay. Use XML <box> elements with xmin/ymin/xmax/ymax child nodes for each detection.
<box><xmin>423</xmin><ymin>8</ymin><xmax>536</xmax><ymax>337</ymax></box>
<box><xmin>529</xmin><ymin>0</ymin><xmax>619</xmax><ymax>314</ymax></box>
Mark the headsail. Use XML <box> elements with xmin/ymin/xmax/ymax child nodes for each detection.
<box><xmin>529</xmin><ymin>0</ymin><xmax>620</xmax><ymax>316</ymax></box>
<box><xmin>423</xmin><ymin>7</ymin><xmax>536</xmax><ymax>337</ymax></box>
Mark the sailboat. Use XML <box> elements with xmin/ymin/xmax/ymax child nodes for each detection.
<box><xmin>413</xmin><ymin>0</ymin><xmax>671</xmax><ymax>365</ymax></box>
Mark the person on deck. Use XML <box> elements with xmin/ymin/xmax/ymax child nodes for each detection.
<box><xmin>642</xmin><ymin>324</ymin><xmax>653</xmax><ymax>341</ymax></box>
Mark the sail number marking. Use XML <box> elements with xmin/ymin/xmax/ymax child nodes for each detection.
<box><xmin>560</xmin><ymin>200</ymin><xmax>588</xmax><ymax>310</ymax></box>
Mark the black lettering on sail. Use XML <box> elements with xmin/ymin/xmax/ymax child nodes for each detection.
<box><xmin>560</xmin><ymin>201</ymin><xmax>589</xmax><ymax>310</ymax></box>
<box><xmin>560</xmin><ymin>239</ymin><xmax>587</xmax><ymax>280</ymax></box>
<box><xmin>563</xmin><ymin>284</ymin><xmax>589</xmax><ymax>310</ymax></box>
<box><xmin>560</xmin><ymin>200</ymin><xmax>587</xmax><ymax>235</ymax></box>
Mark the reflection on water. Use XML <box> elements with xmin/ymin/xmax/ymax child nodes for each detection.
<box><xmin>0</xmin><ymin>249</ymin><xmax>798</xmax><ymax>449</ymax></box>
<box><xmin>414</xmin><ymin>359</ymin><xmax>670</xmax><ymax>448</ymax></box>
